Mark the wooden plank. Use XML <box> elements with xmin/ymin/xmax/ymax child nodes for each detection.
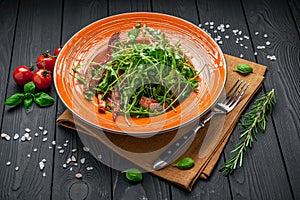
<box><xmin>196</xmin><ymin>0</ymin><xmax>294</xmax><ymax>199</ymax></box>
<box><xmin>52</xmin><ymin>0</ymin><xmax>113</xmax><ymax>199</ymax></box>
<box><xmin>0</xmin><ymin>0</ymin><xmax>62</xmax><ymax>199</ymax></box>
<box><xmin>151</xmin><ymin>0</ymin><xmax>232</xmax><ymax>199</ymax></box>
<box><xmin>288</xmin><ymin>0</ymin><xmax>300</xmax><ymax>33</ymax></box>
<box><xmin>107</xmin><ymin>1</ymin><xmax>172</xmax><ymax>199</ymax></box>
<box><xmin>242</xmin><ymin>0</ymin><xmax>300</xmax><ymax>198</ymax></box>
<box><xmin>109</xmin><ymin>0</ymin><xmax>151</xmax><ymax>15</ymax></box>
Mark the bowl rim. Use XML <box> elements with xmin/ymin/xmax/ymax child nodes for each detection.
<box><xmin>54</xmin><ymin>11</ymin><xmax>227</xmax><ymax>135</ymax></box>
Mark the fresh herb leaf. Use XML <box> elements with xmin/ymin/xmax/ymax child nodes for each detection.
<box><xmin>5</xmin><ymin>93</ymin><xmax>25</xmax><ymax>106</ymax></box>
<box><xmin>234</xmin><ymin>64</ymin><xmax>253</xmax><ymax>74</ymax></box>
<box><xmin>123</xmin><ymin>168</ymin><xmax>143</xmax><ymax>183</ymax></box>
<box><xmin>24</xmin><ymin>97</ymin><xmax>33</xmax><ymax>111</ymax></box>
<box><xmin>128</xmin><ymin>25</ymin><xmax>140</xmax><ymax>42</ymax></box>
<box><xmin>34</xmin><ymin>92</ymin><xmax>55</xmax><ymax>107</ymax></box>
<box><xmin>173</xmin><ymin>157</ymin><xmax>195</xmax><ymax>170</ymax></box>
<box><xmin>24</xmin><ymin>81</ymin><xmax>35</xmax><ymax>94</ymax></box>
<box><xmin>219</xmin><ymin>89</ymin><xmax>276</xmax><ymax>176</ymax></box>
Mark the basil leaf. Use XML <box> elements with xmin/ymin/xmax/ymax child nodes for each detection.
<box><xmin>34</xmin><ymin>92</ymin><xmax>55</xmax><ymax>107</ymax></box>
<box><xmin>173</xmin><ymin>157</ymin><xmax>195</xmax><ymax>170</ymax></box>
<box><xmin>5</xmin><ymin>93</ymin><xmax>25</xmax><ymax>106</ymax></box>
<box><xmin>233</xmin><ymin>64</ymin><xmax>253</xmax><ymax>74</ymax></box>
<box><xmin>24</xmin><ymin>81</ymin><xmax>35</xmax><ymax>94</ymax></box>
<box><xmin>123</xmin><ymin>168</ymin><xmax>142</xmax><ymax>183</ymax></box>
<box><xmin>24</xmin><ymin>97</ymin><xmax>33</xmax><ymax>111</ymax></box>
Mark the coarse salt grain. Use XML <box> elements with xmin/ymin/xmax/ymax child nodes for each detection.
<box><xmin>210</xmin><ymin>22</ymin><xmax>214</xmax><ymax>25</ymax></box>
<box><xmin>57</xmin><ymin>146</ymin><xmax>62</xmax><ymax>150</ymax></box>
<box><xmin>83</xmin><ymin>147</ymin><xmax>90</xmax><ymax>152</ymax></box>
<box><xmin>70</xmin><ymin>167</ymin><xmax>73</xmax><ymax>171</ymax></box>
<box><xmin>97</xmin><ymin>155</ymin><xmax>102</xmax><ymax>160</ymax></box>
<box><xmin>63</xmin><ymin>143</ymin><xmax>67</xmax><ymax>147</ymax></box>
<box><xmin>43</xmin><ymin>172</ymin><xmax>46</xmax><ymax>177</ymax></box>
<box><xmin>225</xmin><ymin>35</ymin><xmax>229</xmax><ymax>39</ymax></box>
<box><xmin>66</xmin><ymin>158</ymin><xmax>72</xmax><ymax>164</ymax></box>
<box><xmin>52</xmin><ymin>141</ymin><xmax>56</xmax><ymax>145</ymax></box>
<box><xmin>15</xmin><ymin>166</ymin><xmax>19</xmax><ymax>171</ymax></box>
<box><xmin>59</xmin><ymin>150</ymin><xmax>64</xmax><ymax>154</ymax></box>
<box><xmin>266</xmin><ymin>41</ymin><xmax>271</xmax><ymax>46</ymax></box>
<box><xmin>209</xmin><ymin>26</ymin><xmax>214</xmax><ymax>29</ymax></box>
<box><xmin>71</xmin><ymin>156</ymin><xmax>76</xmax><ymax>162</ymax></box>
<box><xmin>244</xmin><ymin>35</ymin><xmax>250</xmax><ymax>39</ymax></box>
<box><xmin>240</xmin><ymin>54</ymin><xmax>244</xmax><ymax>58</ymax></box>
<box><xmin>218</xmin><ymin>41</ymin><xmax>223</xmax><ymax>45</ymax></box>
<box><xmin>24</xmin><ymin>133</ymin><xmax>29</xmax><ymax>138</ymax></box>
<box><xmin>205</xmin><ymin>22</ymin><xmax>209</xmax><ymax>25</ymax></box>
<box><xmin>33</xmin><ymin>148</ymin><xmax>37</xmax><ymax>152</ymax></box>
<box><xmin>27</xmin><ymin>154</ymin><xmax>31</xmax><ymax>158</ymax></box>
<box><xmin>264</xmin><ymin>34</ymin><xmax>268</xmax><ymax>38</ymax></box>
<box><xmin>39</xmin><ymin>126</ymin><xmax>43</xmax><ymax>130</ymax></box>
<box><xmin>42</xmin><ymin>159</ymin><xmax>46</xmax><ymax>162</ymax></box>
<box><xmin>63</xmin><ymin>164</ymin><xmax>67</xmax><ymax>168</ymax></box>
<box><xmin>86</xmin><ymin>167</ymin><xmax>93</xmax><ymax>171</ymax></box>
<box><xmin>72</xmin><ymin>149</ymin><xmax>77</xmax><ymax>153</ymax></box>
<box><xmin>254</xmin><ymin>52</ymin><xmax>258</xmax><ymax>55</ymax></box>
<box><xmin>1</xmin><ymin>133</ymin><xmax>11</xmax><ymax>141</ymax></box>
<box><xmin>42</xmin><ymin>130</ymin><xmax>48</xmax><ymax>135</ymax></box>
<box><xmin>25</xmin><ymin>128</ymin><xmax>31</xmax><ymax>133</ymax></box>
<box><xmin>255</xmin><ymin>32</ymin><xmax>259</xmax><ymax>35</ymax></box>
<box><xmin>257</xmin><ymin>46</ymin><xmax>265</xmax><ymax>49</ymax></box>
<box><xmin>13</xmin><ymin>134</ymin><xmax>19</xmax><ymax>140</ymax></box>
<box><xmin>214</xmin><ymin>30</ymin><xmax>217</xmax><ymax>33</ymax></box>
<box><xmin>6</xmin><ymin>161</ymin><xmax>11</xmax><ymax>166</ymax></box>
<box><xmin>74</xmin><ymin>163</ymin><xmax>78</xmax><ymax>166</ymax></box>
<box><xmin>35</xmin><ymin>133</ymin><xmax>39</xmax><ymax>137</ymax></box>
<box><xmin>39</xmin><ymin>161</ymin><xmax>45</xmax><ymax>170</ymax></box>
<box><xmin>42</xmin><ymin>138</ymin><xmax>48</xmax><ymax>142</ymax></box>
<box><xmin>225</xmin><ymin>24</ymin><xmax>230</xmax><ymax>28</ymax></box>
<box><xmin>80</xmin><ymin>158</ymin><xmax>86</xmax><ymax>164</ymax></box>
<box><xmin>49</xmin><ymin>146</ymin><xmax>52</xmax><ymax>149</ymax></box>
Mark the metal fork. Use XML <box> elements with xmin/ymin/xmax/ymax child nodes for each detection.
<box><xmin>153</xmin><ymin>79</ymin><xmax>249</xmax><ymax>170</ymax></box>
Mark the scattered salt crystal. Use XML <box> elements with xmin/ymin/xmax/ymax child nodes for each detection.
<box><xmin>71</xmin><ymin>156</ymin><xmax>76</xmax><ymax>162</ymax></box>
<box><xmin>244</xmin><ymin>35</ymin><xmax>250</xmax><ymax>39</ymax></box>
<box><xmin>24</xmin><ymin>133</ymin><xmax>29</xmax><ymax>138</ymax></box>
<box><xmin>225</xmin><ymin>24</ymin><xmax>230</xmax><ymax>28</ymax></box>
<box><xmin>233</xmin><ymin>29</ymin><xmax>238</xmax><ymax>34</ymax></box>
<box><xmin>13</xmin><ymin>134</ymin><xmax>19</xmax><ymax>140</ymax></box>
<box><xmin>218</xmin><ymin>41</ymin><xmax>223</xmax><ymax>45</ymax></box>
<box><xmin>49</xmin><ymin>146</ymin><xmax>52</xmax><ymax>149</ymax></box>
<box><xmin>235</xmin><ymin>40</ymin><xmax>239</xmax><ymax>44</ymax></box>
<box><xmin>254</xmin><ymin>52</ymin><xmax>258</xmax><ymax>55</ymax></box>
<box><xmin>42</xmin><ymin>130</ymin><xmax>48</xmax><ymax>135</ymax></box>
<box><xmin>42</xmin><ymin>138</ymin><xmax>48</xmax><ymax>142</ymax></box>
<box><xmin>210</xmin><ymin>22</ymin><xmax>214</xmax><ymax>25</ymax></box>
<box><xmin>86</xmin><ymin>167</ymin><xmax>93</xmax><ymax>171</ymax></box>
<box><xmin>80</xmin><ymin>158</ymin><xmax>86</xmax><ymax>164</ymax></box>
<box><xmin>57</xmin><ymin>146</ymin><xmax>62</xmax><ymax>150</ymax></box>
<box><xmin>198</xmin><ymin>24</ymin><xmax>202</xmax><ymax>27</ymax></box>
<box><xmin>1</xmin><ymin>133</ymin><xmax>11</xmax><ymax>141</ymax></box>
<box><xmin>25</xmin><ymin>128</ymin><xmax>31</xmax><ymax>133</ymax></box>
<box><xmin>35</xmin><ymin>133</ymin><xmax>39</xmax><ymax>137</ymax></box>
<box><xmin>15</xmin><ymin>166</ymin><xmax>19</xmax><ymax>171</ymax></box>
<box><xmin>264</xmin><ymin>34</ymin><xmax>268</xmax><ymax>38</ymax></box>
<box><xmin>75</xmin><ymin>173</ymin><xmax>83</xmax><ymax>179</ymax></box>
<box><xmin>63</xmin><ymin>164</ymin><xmax>67</xmax><ymax>168</ymax></box>
<box><xmin>72</xmin><ymin>149</ymin><xmax>77</xmax><ymax>153</ymax></box>
<box><xmin>225</xmin><ymin>35</ymin><xmax>229</xmax><ymax>39</ymax></box>
<box><xmin>43</xmin><ymin>172</ymin><xmax>46</xmax><ymax>177</ymax></box>
<box><xmin>209</xmin><ymin>26</ymin><xmax>214</xmax><ymax>29</ymax></box>
<box><xmin>205</xmin><ymin>22</ymin><xmax>209</xmax><ymax>25</ymax></box>
<box><xmin>20</xmin><ymin>136</ymin><xmax>26</xmax><ymax>142</ymax></box>
<box><xmin>74</xmin><ymin>163</ymin><xmax>78</xmax><ymax>166</ymax></box>
<box><xmin>39</xmin><ymin>161</ymin><xmax>45</xmax><ymax>170</ymax></box>
<box><xmin>39</xmin><ymin>126</ymin><xmax>43</xmax><ymax>130</ymax></box>
<box><xmin>240</xmin><ymin>54</ymin><xmax>244</xmax><ymax>58</ymax></box>
<box><xmin>217</xmin><ymin>26</ymin><xmax>221</xmax><ymax>31</ymax></box>
<box><xmin>221</xmin><ymin>29</ymin><xmax>225</xmax><ymax>32</ymax></box>
<box><xmin>27</xmin><ymin>137</ymin><xmax>32</xmax><ymax>141</ymax></box>
<box><xmin>213</xmin><ymin>30</ymin><xmax>217</xmax><ymax>33</ymax></box>
<box><xmin>238</xmin><ymin>30</ymin><xmax>242</xmax><ymax>35</ymax></box>
<box><xmin>255</xmin><ymin>31</ymin><xmax>259</xmax><ymax>35</ymax></box>
<box><xmin>66</xmin><ymin>158</ymin><xmax>72</xmax><ymax>164</ymax></box>
<box><xmin>97</xmin><ymin>155</ymin><xmax>102</xmax><ymax>160</ymax></box>
<box><xmin>52</xmin><ymin>141</ymin><xmax>56</xmax><ymax>145</ymax></box>
<box><xmin>33</xmin><ymin>148</ymin><xmax>37</xmax><ymax>152</ymax></box>
<box><xmin>27</xmin><ymin>154</ymin><xmax>31</xmax><ymax>158</ymax></box>
<box><xmin>65</xmin><ymin>140</ymin><xmax>69</xmax><ymax>143</ymax></box>
<box><xmin>240</xmin><ymin>43</ymin><xmax>244</xmax><ymax>47</ymax></box>
<box><xmin>83</xmin><ymin>147</ymin><xmax>90</xmax><ymax>152</ymax></box>
<box><xmin>269</xmin><ymin>55</ymin><xmax>277</xmax><ymax>60</ymax></box>
<box><xmin>63</xmin><ymin>143</ymin><xmax>67</xmax><ymax>147</ymax></box>
<box><xmin>257</xmin><ymin>45</ymin><xmax>266</xmax><ymax>49</ymax></box>
<box><xmin>70</xmin><ymin>167</ymin><xmax>73</xmax><ymax>171</ymax></box>
<box><xmin>239</xmin><ymin>37</ymin><xmax>243</xmax><ymax>40</ymax></box>
<box><xmin>59</xmin><ymin>150</ymin><xmax>64</xmax><ymax>154</ymax></box>
<box><xmin>245</xmin><ymin>46</ymin><xmax>248</xmax><ymax>49</ymax></box>
<box><xmin>6</xmin><ymin>161</ymin><xmax>11</xmax><ymax>166</ymax></box>
<box><xmin>42</xmin><ymin>159</ymin><xmax>46</xmax><ymax>162</ymax></box>
<box><xmin>266</xmin><ymin>41</ymin><xmax>271</xmax><ymax>46</ymax></box>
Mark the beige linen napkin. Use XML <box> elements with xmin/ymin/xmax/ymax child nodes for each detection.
<box><xmin>57</xmin><ymin>54</ymin><xmax>266</xmax><ymax>191</ymax></box>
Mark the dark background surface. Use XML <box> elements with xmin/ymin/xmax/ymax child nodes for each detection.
<box><xmin>0</xmin><ymin>0</ymin><xmax>299</xmax><ymax>199</ymax></box>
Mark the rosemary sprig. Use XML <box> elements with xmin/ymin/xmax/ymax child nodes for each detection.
<box><xmin>220</xmin><ymin>89</ymin><xmax>276</xmax><ymax>176</ymax></box>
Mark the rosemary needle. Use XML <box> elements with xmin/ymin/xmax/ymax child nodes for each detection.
<box><xmin>220</xmin><ymin>89</ymin><xmax>276</xmax><ymax>176</ymax></box>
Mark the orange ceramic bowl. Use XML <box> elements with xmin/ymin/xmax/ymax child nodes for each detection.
<box><xmin>54</xmin><ymin>12</ymin><xmax>226</xmax><ymax>134</ymax></box>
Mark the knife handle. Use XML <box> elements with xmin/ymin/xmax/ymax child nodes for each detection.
<box><xmin>152</xmin><ymin>123</ymin><xmax>204</xmax><ymax>170</ymax></box>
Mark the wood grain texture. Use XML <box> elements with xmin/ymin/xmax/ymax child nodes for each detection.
<box><xmin>52</xmin><ymin>0</ymin><xmax>112</xmax><ymax>199</ymax></box>
<box><xmin>0</xmin><ymin>0</ymin><xmax>62</xmax><ymax>199</ymax></box>
<box><xmin>151</xmin><ymin>1</ymin><xmax>232</xmax><ymax>199</ymax></box>
<box><xmin>109</xmin><ymin>0</ymin><xmax>151</xmax><ymax>15</ymax></box>
<box><xmin>288</xmin><ymin>0</ymin><xmax>300</xmax><ymax>33</ymax></box>
<box><xmin>242</xmin><ymin>0</ymin><xmax>300</xmax><ymax>199</ymax></box>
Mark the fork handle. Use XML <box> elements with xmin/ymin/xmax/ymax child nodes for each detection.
<box><xmin>152</xmin><ymin>122</ymin><xmax>204</xmax><ymax>170</ymax></box>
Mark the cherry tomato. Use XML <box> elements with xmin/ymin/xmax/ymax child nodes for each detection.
<box><xmin>36</xmin><ymin>50</ymin><xmax>56</xmax><ymax>72</ymax></box>
<box><xmin>54</xmin><ymin>46</ymin><xmax>62</xmax><ymax>57</ymax></box>
<box><xmin>13</xmin><ymin>65</ymin><xmax>33</xmax><ymax>85</ymax></box>
<box><xmin>32</xmin><ymin>69</ymin><xmax>52</xmax><ymax>89</ymax></box>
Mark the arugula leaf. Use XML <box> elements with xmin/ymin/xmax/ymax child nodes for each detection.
<box><xmin>5</xmin><ymin>93</ymin><xmax>25</xmax><ymax>106</ymax></box>
<box><xmin>24</xmin><ymin>81</ymin><xmax>35</xmax><ymax>94</ymax></box>
<box><xmin>34</xmin><ymin>92</ymin><xmax>55</xmax><ymax>107</ymax></box>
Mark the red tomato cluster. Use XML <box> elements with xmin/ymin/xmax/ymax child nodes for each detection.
<box><xmin>13</xmin><ymin>46</ymin><xmax>61</xmax><ymax>89</ymax></box>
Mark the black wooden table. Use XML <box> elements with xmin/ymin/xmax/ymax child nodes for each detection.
<box><xmin>0</xmin><ymin>0</ymin><xmax>299</xmax><ymax>199</ymax></box>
